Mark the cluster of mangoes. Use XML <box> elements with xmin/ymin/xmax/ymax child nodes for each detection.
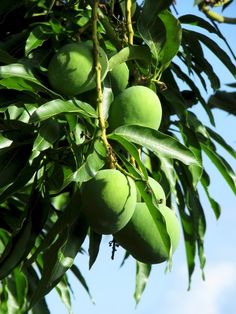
<box><xmin>48</xmin><ymin>42</ymin><xmax>180</xmax><ymax>264</ymax></box>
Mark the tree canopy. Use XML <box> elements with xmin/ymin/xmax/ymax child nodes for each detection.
<box><xmin>0</xmin><ymin>0</ymin><xmax>235</xmax><ymax>313</ymax></box>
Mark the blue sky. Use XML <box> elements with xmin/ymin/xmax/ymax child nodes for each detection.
<box><xmin>47</xmin><ymin>2</ymin><xmax>236</xmax><ymax>313</ymax></box>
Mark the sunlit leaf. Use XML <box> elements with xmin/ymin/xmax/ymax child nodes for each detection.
<box><xmin>134</xmin><ymin>262</ymin><xmax>151</xmax><ymax>305</ymax></box>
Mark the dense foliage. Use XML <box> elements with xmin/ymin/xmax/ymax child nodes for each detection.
<box><xmin>0</xmin><ymin>0</ymin><xmax>235</xmax><ymax>312</ymax></box>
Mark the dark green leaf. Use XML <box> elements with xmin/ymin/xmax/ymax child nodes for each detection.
<box><xmin>0</xmin><ymin>143</ymin><xmax>32</xmax><ymax>189</ymax></box>
<box><xmin>158</xmin><ymin>11</ymin><xmax>182</xmax><ymax>70</ymax></box>
<box><xmin>187</xmin><ymin>30</ymin><xmax>236</xmax><ymax>78</ymax></box>
<box><xmin>201</xmin><ymin>143</ymin><xmax>236</xmax><ymax>194</ymax></box>
<box><xmin>179</xmin><ymin>14</ymin><xmax>219</xmax><ymax>34</ymax></box>
<box><xmin>71</xmin><ymin>265</ymin><xmax>94</xmax><ymax>302</ymax></box>
<box><xmin>201</xmin><ymin>170</ymin><xmax>221</xmax><ymax>219</ymax></box>
<box><xmin>88</xmin><ymin>230</ymin><xmax>102</xmax><ymax>269</ymax></box>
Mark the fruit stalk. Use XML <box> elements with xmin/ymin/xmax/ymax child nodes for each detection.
<box><xmin>92</xmin><ymin>0</ymin><xmax>115</xmax><ymax>168</ymax></box>
<box><xmin>126</xmin><ymin>0</ymin><xmax>134</xmax><ymax>45</ymax></box>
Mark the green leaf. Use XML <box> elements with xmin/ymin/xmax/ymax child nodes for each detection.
<box><xmin>55</xmin><ymin>276</ymin><xmax>72</xmax><ymax>314</ymax></box>
<box><xmin>88</xmin><ymin>230</ymin><xmax>102</xmax><ymax>270</ymax></box>
<box><xmin>25</xmin><ymin>25</ymin><xmax>51</xmax><ymax>56</ymax></box>
<box><xmin>108</xmin><ymin>46</ymin><xmax>151</xmax><ymax>70</ymax></box>
<box><xmin>33</xmin><ymin>119</ymin><xmax>61</xmax><ymax>153</ymax></box>
<box><xmin>179</xmin><ymin>14</ymin><xmax>219</xmax><ymax>35</ymax></box>
<box><xmin>29</xmin><ymin>211</ymin><xmax>88</xmax><ymax>309</ymax></box>
<box><xmin>0</xmin><ymin>188</ymin><xmax>50</xmax><ymax>279</ymax></box>
<box><xmin>158</xmin><ymin>11</ymin><xmax>182</xmax><ymax>70</ymax></box>
<box><xmin>138</xmin><ymin>14</ymin><xmax>166</xmax><ymax>61</ymax></box>
<box><xmin>134</xmin><ymin>262</ymin><xmax>151</xmax><ymax>305</ymax></box>
<box><xmin>30</xmin><ymin>99</ymin><xmax>97</xmax><ymax>123</ymax></box>
<box><xmin>206</xmin><ymin>126</ymin><xmax>236</xmax><ymax>158</ymax></box>
<box><xmin>71</xmin><ymin>265</ymin><xmax>94</xmax><ymax>302</ymax></box>
<box><xmin>201</xmin><ymin>143</ymin><xmax>236</xmax><ymax>194</ymax></box>
<box><xmin>111</xmin><ymin>125</ymin><xmax>200</xmax><ymax>166</ymax></box>
<box><xmin>25</xmin><ymin>266</ymin><xmax>50</xmax><ymax>314</ymax></box>
<box><xmin>0</xmin><ymin>63</ymin><xmax>60</xmax><ymax>97</ymax></box>
<box><xmin>176</xmin><ymin>183</ymin><xmax>196</xmax><ymax>289</ymax></box>
<box><xmin>6</xmin><ymin>268</ymin><xmax>28</xmax><ymax>312</ymax></box>
<box><xmin>108</xmin><ymin>134</ymin><xmax>148</xmax><ymax>179</ymax></box>
<box><xmin>69</xmin><ymin>140</ymin><xmax>106</xmax><ymax>183</ymax></box>
<box><xmin>200</xmin><ymin>170</ymin><xmax>221</xmax><ymax>219</ymax></box>
<box><xmin>187</xmin><ymin>30</ymin><xmax>236</xmax><ymax>78</ymax></box>
<box><xmin>139</xmin><ymin>0</ymin><xmax>173</xmax><ymax>22</ymax></box>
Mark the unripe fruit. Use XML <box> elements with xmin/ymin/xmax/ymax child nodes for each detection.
<box><xmin>137</xmin><ymin>176</ymin><xmax>166</xmax><ymax>205</ymax></box>
<box><xmin>109</xmin><ymin>62</ymin><xmax>129</xmax><ymax>96</ymax></box>
<box><xmin>108</xmin><ymin>86</ymin><xmax>162</xmax><ymax>131</ymax></box>
<box><xmin>48</xmin><ymin>42</ymin><xmax>108</xmax><ymax>96</ymax></box>
<box><xmin>81</xmin><ymin>169</ymin><xmax>137</xmax><ymax>234</ymax></box>
<box><xmin>114</xmin><ymin>203</ymin><xmax>180</xmax><ymax>264</ymax></box>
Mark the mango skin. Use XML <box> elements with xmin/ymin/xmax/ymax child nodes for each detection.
<box><xmin>48</xmin><ymin>42</ymin><xmax>108</xmax><ymax>96</ymax></box>
<box><xmin>114</xmin><ymin>203</ymin><xmax>180</xmax><ymax>264</ymax></box>
<box><xmin>81</xmin><ymin>169</ymin><xmax>137</xmax><ymax>235</ymax></box>
<box><xmin>109</xmin><ymin>62</ymin><xmax>129</xmax><ymax>96</ymax></box>
<box><xmin>108</xmin><ymin>86</ymin><xmax>162</xmax><ymax>131</ymax></box>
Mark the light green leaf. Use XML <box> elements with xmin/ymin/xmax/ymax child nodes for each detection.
<box><xmin>71</xmin><ymin>265</ymin><xmax>94</xmax><ymax>302</ymax></box>
<box><xmin>112</xmin><ymin>125</ymin><xmax>200</xmax><ymax>166</ymax></box>
<box><xmin>108</xmin><ymin>133</ymin><xmax>148</xmax><ymax>179</ymax></box>
<box><xmin>30</xmin><ymin>99</ymin><xmax>97</xmax><ymax>122</ymax></box>
<box><xmin>0</xmin><ymin>63</ymin><xmax>60</xmax><ymax>97</ymax></box>
<box><xmin>134</xmin><ymin>262</ymin><xmax>151</xmax><ymax>305</ymax></box>
<box><xmin>201</xmin><ymin>143</ymin><xmax>236</xmax><ymax>194</ymax></box>
<box><xmin>25</xmin><ymin>25</ymin><xmax>51</xmax><ymax>56</ymax></box>
<box><xmin>108</xmin><ymin>46</ymin><xmax>151</xmax><ymax>70</ymax></box>
<box><xmin>158</xmin><ymin>11</ymin><xmax>182</xmax><ymax>70</ymax></box>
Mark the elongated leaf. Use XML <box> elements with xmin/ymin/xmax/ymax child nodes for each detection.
<box><xmin>201</xmin><ymin>143</ymin><xmax>236</xmax><ymax>194</ymax></box>
<box><xmin>6</xmin><ymin>268</ymin><xmax>28</xmax><ymax>312</ymax></box>
<box><xmin>138</xmin><ymin>14</ymin><xmax>166</xmax><ymax>61</ymax></box>
<box><xmin>30</xmin><ymin>99</ymin><xmax>97</xmax><ymax>122</ymax></box>
<box><xmin>0</xmin><ymin>63</ymin><xmax>60</xmax><ymax>97</ymax></box>
<box><xmin>55</xmin><ymin>276</ymin><xmax>72</xmax><ymax>314</ymax></box>
<box><xmin>201</xmin><ymin>170</ymin><xmax>221</xmax><ymax>219</ymax></box>
<box><xmin>206</xmin><ymin>126</ymin><xmax>236</xmax><ymax>158</ymax></box>
<box><xmin>139</xmin><ymin>0</ymin><xmax>173</xmax><ymax>22</ymax></box>
<box><xmin>109</xmin><ymin>134</ymin><xmax>148</xmax><ymax>179</ymax></box>
<box><xmin>29</xmin><ymin>212</ymin><xmax>88</xmax><ymax>309</ymax></box>
<box><xmin>187</xmin><ymin>30</ymin><xmax>236</xmax><ymax>78</ymax></box>
<box><xmin>71</xmin><ymin>265</ymin><xmax>94</xmax><ymax>302</ymax></box>
<box><xmin>108</xmin><ymin>46</ymin><xmax>151</xmax><ymax>70</ymax></box>
<box><xmin>70</xmin><ymin>140</ymin><xmax>106</xmax><ymax>183</ymax></box>
<box><xmin>179</xmin><ymin>14</ymin><xmax>219</xmax><ymax>35</ymax></box>
<box><xmin>88</xmin><ymin>230</ymin><xmax>102</xmax><ymax>269</ymax></box>
<box><xmin>25</xmin><ymin>25</ymin><xmax>51</xmax><ymax>56</ymax></box>
<box><xmin>111</xmin><ymin>125</ymin><xmax>200</xmax><ymax>166</ymax></box>
<box><xmin>24</xmin><ymin>191</ymin><xmax>84</xmax><ymax>267</ymax></box>
<box><xmin>158</xmin><ymin>11</ymin><xmax>182</xmax><ymax>70</ymax></box>
<box><xmin>134</xmin><ymin>262</ymin><xmax>151</xmax><ymax>305</ymax></box>
<box><xmin>25</xmin><ymin>266</ymin><xmax>50</xmax><ymax>314</ymax></box>
<box><xmin>0</xmin><ymin>188</ymin><xmax>50</xmax><ymax>279</ymax></box>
